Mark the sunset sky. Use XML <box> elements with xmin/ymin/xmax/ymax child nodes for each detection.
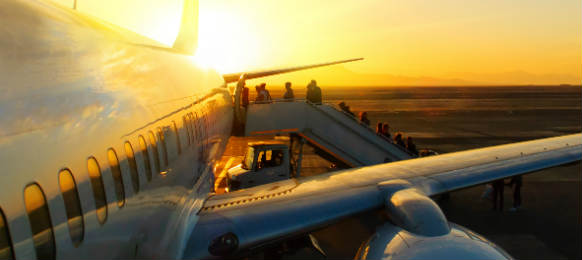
<box><xmin>54</xmin><ymin>0</ymin><xmax>581</xmax><ymax>86</ymax></box>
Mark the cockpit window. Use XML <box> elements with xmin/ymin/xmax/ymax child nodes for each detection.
<box><xmin>242</xmin><ymin>147</ymin><xmax>255</xmax><ymax>170</ymax></box>
<box><xmin>87</xmin><ymin>157</ymin><xmax>107</xmax><ymax>224</ymax></box>
<box><xmin>0</xmin><ymin>207</ymin><xmax>14</xmax><ymax>260</ymax></box>
<box><xmin>58</xmin><ymin>169</ymin><xmax>84</xmax><ymax>247</ymax></box>
<box><xmin>24</xmin><ymin>183</ymin><xmax>56</xmax><ymax>260</ymax></box>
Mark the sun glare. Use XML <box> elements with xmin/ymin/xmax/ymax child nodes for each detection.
<box><xmin>192</xmin><ymin>8</ymin><xmax>262</xmax><ymax>74</ymax></box>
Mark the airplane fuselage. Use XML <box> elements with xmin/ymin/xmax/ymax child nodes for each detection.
<box><xmin>0</xmin><ymin>1</ymin><xmax>232</xmax><ymax>258</ymax></box>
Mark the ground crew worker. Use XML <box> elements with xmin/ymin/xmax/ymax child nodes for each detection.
<box><xmin>507</xmin><ymin>175</ymin><xmax>522</xmax><ymax>211</ymax></box>
<box><xmin>492</xmin><ymin>179</ymin><xmax>505</xmax><ymax>211</ymax></box>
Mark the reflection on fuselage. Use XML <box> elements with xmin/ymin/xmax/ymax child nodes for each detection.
<box><xmin>0</xmin><ymin>1</ymin><xmax>235</xmax><ymax>259</ymax></box>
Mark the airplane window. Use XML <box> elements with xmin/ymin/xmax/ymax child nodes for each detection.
<box><xmin>58</xmin><ymin>169</ymin><xmax>84</xmax><ymax>247</ymax></box>
<box><xmin>139</xmin><ymin>135</ymin><xmax>153</xmax><ymax>181</ymax></box>
<box><xmin>193</xmin><ymin>113</ymin><xmax>199</xmax><ymax>140</ymax></box>
<box><xmin>107</xmin><ymin>148</ymin><xmax>125</xmax><ymax>208</ymax></box>
<box><xmin>124</xmin><ymin>141</ymin><xmax>140</xmax><ymax>193</ymax></box>
<box><xmin>24</xmin><ymin>183</ymin><xmax>56</xmax><ymax>260</ymax></box>
<box><xmin>187</xmin><ymin>112</ymin><xmax>196</xmax><ymax>143</ymax></box>
<box><xmin>148</xmin><ymin>131</ymin><xmax>161</xmax><ymax>173</ymax></box>
<box><xmin>182</xmin><ymin>116</ymin><xmax>191</xmax><ymax>146</ymax></box>
<box><xmin>87</xmin><ymin>157</ymin><xmax>107</xmax><ymax>224</ymax></box>
<box><xmin>173</xmin><ymin>121</ymin><xmax>181</xmax><ymax>155</ymax></box>
<box><xmin>0</xmin><ymin>207</ymin><xmax>14</xmax><ymax>260</ymax></box>
<box><xmin>157</xmin><ymin>127</ymin><xmax>168</xmax><ymax>168</ymax></box>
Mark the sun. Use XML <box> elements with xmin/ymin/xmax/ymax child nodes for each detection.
<box><xmin>191</xmin><ymin>8</ymin><xmax>262</xmax><ymax>74</ymax></box>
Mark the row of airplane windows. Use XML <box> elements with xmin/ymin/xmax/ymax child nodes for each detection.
<box><xmin>0</xmin><ymin>110</ymin><xmax>209</xmax><ymax>260</ymax></box>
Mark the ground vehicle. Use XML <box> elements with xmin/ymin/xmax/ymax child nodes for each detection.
<box><xmin>227</xmin><ymin>141</ymin><xmax>292</xmax><ymax>191</ymax></box>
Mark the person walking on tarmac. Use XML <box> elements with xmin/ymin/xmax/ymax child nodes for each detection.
<box><xmin>506</xmin><ymin>175</ymin><xmax>522</xmax><ymax>211</ymax></box>
<box><xmin>283</xmin><ymin>82</ymin><xmax>295</xmax><ymax>101</ymax></box>
<box><xmin>492</xmin><ymin>179</ymin><xmax>505</xmax><ymax>211</ymax></box>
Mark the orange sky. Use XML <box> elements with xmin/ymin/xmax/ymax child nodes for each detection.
<box><xmin>54</xmin><ymin>0</ymin><xmax>581</xmax><ymax>86</ymax></box>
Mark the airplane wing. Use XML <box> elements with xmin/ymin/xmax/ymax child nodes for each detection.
<box><xmin>222</xmin><ymin>58</ymin><xmax>364</xmax><ymax>83</ymax></box>
<box><xmin>183</xmin><ymin>133</ymin><xmax>581</xmax><ymax>258</ymax></box>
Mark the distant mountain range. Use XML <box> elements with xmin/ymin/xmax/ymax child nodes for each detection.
<box><xmin>253</xmin><ymin>65</ymin><xmax>581</xmax><ymax>87</ymax></box>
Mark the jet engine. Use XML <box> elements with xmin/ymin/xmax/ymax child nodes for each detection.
<box><xmin>355</xmin><ymin>185</ymin><xmax>512</xmax><ymax>259</ymax></box>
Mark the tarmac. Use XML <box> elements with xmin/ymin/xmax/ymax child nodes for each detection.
<box><xmin>213</xmin><ymin>86</ymin><xmax>581</xmax><ymax>259</ymax></box>
<box><xmin>212</xmin><ymin>134</ymin><xmax>580</xmax><ymax>259</ymax></box>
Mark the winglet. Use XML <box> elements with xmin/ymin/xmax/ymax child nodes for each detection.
<box><xmin>172</xmin><ymin>0</ymin><xmax>198</xmax><ymax>54</ymax></box>
<box><xmin>222</xmin><ymin>58</ymin><xmax>364</xmax><ymax>84</ymax></box>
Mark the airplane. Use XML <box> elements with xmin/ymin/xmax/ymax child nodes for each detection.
<box><xmin>0</xmin><ymin>0</ymin><xmax>579</xmax><ymax>259</ymax></box>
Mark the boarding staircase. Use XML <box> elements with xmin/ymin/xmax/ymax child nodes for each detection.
<box><xmin>243</xmin><ymin>100</ymin><xmax>413</xmax><ymax>167</ymax></box>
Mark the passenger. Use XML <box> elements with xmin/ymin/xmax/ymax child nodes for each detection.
<box><xmin>394</xmin><ymin>132</ymin><xmax>405</xmax><ymax>147</ymax></box>
<box><xmin>241</xmin><ymin>86</ymin><xmax>249</xmax><ymax>108</ymax></box>
<box><xmin>376</xmin><ymin>122</ymin><xmax>383</xmax><ymax>135</ymax></box>
<box><xmin>306</xmin><ymin>80</ymin><xmax>322</xmax><ymax>104</ymax></box>
<box><xmin>283</xmin><ymin>82</ymin><xmax>295</xmax><ymax>101</ymax></box>
<box><xmin>507</xmin><ymin>175</ymin><xmax>522</xmax><ymax>211</ymax></box>
<box><xmin>338</xmin><ymin>102</ymin><xmax>355</xmax><ymax>116</ymax></box>
<box><xmin>492</xmin><ymin>179</ymin><xmax>505</xmax><ymax>211</ymax></box>
<box><xmin>359</xmin><ymin>112</ymin><xmax>370</xmax><ymax>126</ymax></box>
<box><xmin>255</xmin><ymin>85</ymin><xmax>265</xmax><ymax>102</ymax></box>
<box><xmin>382</xmin><ymin>123</ymin><xmax>391</xmax><ymax>140</ymax></box>
<box><xmin>260</xmin><ymin>83</ymin><xmax>272</xmax><ymax>102</ymax></box>
<box><xmin>406</xmin><ymin>136</ymin><xmax>419</xmax><ymax>156</ymax></box>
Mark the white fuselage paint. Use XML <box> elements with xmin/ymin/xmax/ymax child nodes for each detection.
<box><xmin>0</xmin><ymin>1</ymin><xmax>231</xmax><ymax>259</ymax></box>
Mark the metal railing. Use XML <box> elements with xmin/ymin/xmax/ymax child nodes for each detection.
<box><xmin>247</xmin><ymin>99</ymin><xmax>415</xmax><ymax>157</ymax></box>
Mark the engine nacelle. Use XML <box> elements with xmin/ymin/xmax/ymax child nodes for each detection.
<box><xmin>356</xmin><ymin>183</ymin><xmax>512</xmax><ymax>259</ymax></box>
<box><xmin>384</xmin><ymin>187</ymin><xmax>450</xmax><ymax>237</ymax></box>
<box><xmin>355</xmin><ymin>222</ymin><xmax>512</xmax><ymax>260</ymax></box>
